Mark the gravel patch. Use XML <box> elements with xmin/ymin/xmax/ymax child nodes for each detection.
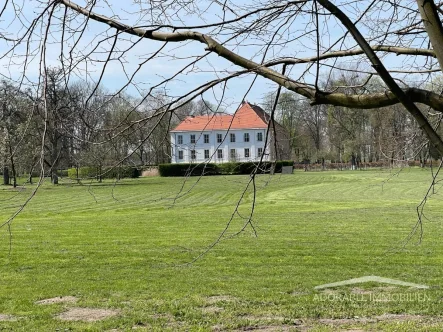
<box><xmin>36</xmin><ymin>296</ymin><xmax>78</xmax><ymax>305</ymax></box>
<box><xmin>56</xmin><ymin>307</ymin><xmax>119</xmax><ymax>322</ymax></box>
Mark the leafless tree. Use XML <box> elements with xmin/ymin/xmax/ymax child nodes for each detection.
<box><xmin>1</xmin><ymin>0</ymin><xmax>442</xmax><ymax>155</ymax></box>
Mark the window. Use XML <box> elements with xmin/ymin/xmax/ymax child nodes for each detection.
<box><xmin>204</xmin><ymin>149</ymin><xmax>210</xmax><ymax>159</ymax></box>
<box><xmin>217</xmin><ymin>133</ymin><xmax>223</xmax><ymax>143</ymax></box>
<box><xmin>244</xmin><ymin>148</ymin><xmax>250</xmax><ymax>158</ymax></box>
<box><xmin>177</xmin><ymin>135</ymin><xmax>183</xmax><ymax>144</ymax></box>
<box><xmin>217</xmin><ymin>149</ymin><xmax>223</xmax><ymax>159</ymax></box>
<box><xmin>257</xmin><ymin>132</ymin><xmax>263</xmax><ymax>142</ymax></box>
<box><xmin>190</xmin><ymin>134</ymin><xmax>196</xmax><ymax>144</ymax></box>
<box><xmin>178</xmin><ymin>150</ymin><xmax>183</xmax><ymax>159</ymax></box>
<box><xmin>244</xmin><ymin>133</ymin><xmax>249</xmax><ymax>142</ymax></box>
<box><xmin>257</xmin><ymin>147</ymin><xmax>263</xmax><ymax>157</ymax></box>
<box><xmin>204</xmin><ymin>134</ymin><xmax>209</xmax><ymax>143</ymax></box>
<box><xmin>230</xmin><ymin>133</ymin><xmax>236</xmax><ymax>142</ymax></box>
<box><xmin>191</xmin><ymin>150</ymin><xmax>196</xmax><ymax>160</ymax></box>
<box><xmin>230</xmin><ymin>149</ymin><xmax>236</xmax><ymax>160</ymax></box>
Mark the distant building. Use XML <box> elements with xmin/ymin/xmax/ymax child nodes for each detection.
<box><xmin>170</xmin><ymin>101</ymin><xmax>290</xmax><ymax>163</ymax></box>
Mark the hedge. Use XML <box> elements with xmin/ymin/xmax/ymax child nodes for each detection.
<box><xmin>59</xmin><ymin>169</ymin><xmax>69</xmax><ymax>177</ymax></box>
<box><xmin>158</xmin><ymin>163</ymin><xmax>219</xmax><ymax>177</ymax></box>
<box><xmin>101</xmin><ymin>166</ymin><xmax>139</xmax><ymax>179</ymax></box>
<box><xmin>67</xmin><ymin>166</ymin><xmax>140</xmax><ymax>180</ymax></box>
<box><xmin>158</xmin><ymin>160</ymin><xmax>294</xmax><ymax>177</ymax></box>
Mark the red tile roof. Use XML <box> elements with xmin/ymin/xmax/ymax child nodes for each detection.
<box><xmin>171</xmin><ymin>102</ymin><xmax>269</xmax><ymax>132</ymax></box>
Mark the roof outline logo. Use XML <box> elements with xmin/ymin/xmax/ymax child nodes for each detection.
<box><xmin>314</xmin><ymin>276</ymin><xmax>429</xmax><ymax>290</ymax></box>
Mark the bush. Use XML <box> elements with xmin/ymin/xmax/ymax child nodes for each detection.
<box><xmin>101</xmin><ymin>166</ymin><xmax>140</xmax><ymax>179</ymax></box>
<box><xmin>159</xmin><ymin>161</ymin><xmax>295</xmax><ymax>177</ymax></box>
<box><xmin>67</xmin><ymin>166</ymin><xmax>140</xmax><ymax>180</ymax></box>
<box><xmin>68</xmin><ymin>167</ymin><xmax>97</xmax><ymax>179</ymax></box>
<box><xmin>158</xmin><ymin>163</ymin><xmax>219</xmax><ymax>177</ymax></box>
<box><xmin>59</xmin><ymin>169</ymin><xmax>69</xmax><ymax>177</ymax></box>
<box><xmin>275</xmin><ymin>160</ymin><xmax>294</xmax><ymax>172</ymax></box>
<box><xmin>236</xmin><ymin>161</ymin><xmax>293</xmax><ymax>174</ymax></box>
<box><xmin>217</xmin><ymin>162</ymin><xmax>239</xmax><ymax>175</ymax></box>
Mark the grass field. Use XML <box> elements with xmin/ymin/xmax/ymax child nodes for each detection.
<box><xmin>1</xmin><ymin>168</ymin><xmax>443</xmax><ymax>331</ymax></box>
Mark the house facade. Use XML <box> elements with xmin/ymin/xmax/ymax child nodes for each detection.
<box><xmin>170</xmin><ymin>102</ymin><xmax>291</xmax><ymax>163</ymax></box>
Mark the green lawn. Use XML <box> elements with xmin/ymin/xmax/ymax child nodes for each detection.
<box><xmin>1</xmin><ymin>168</ymin><xmax>443</xmax><ymax>331</ymax></box>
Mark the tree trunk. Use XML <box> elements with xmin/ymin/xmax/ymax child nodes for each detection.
<box><xmin>351</xmin><ymin>154</ymin><xmax>356</xmax><ymax>170</ymax></box>
<box><xmin>3</xmin><ymin>166</ymin><xmax>9</xmax><ymax>185</ymax></box>
<box><xmin>52</xmin><ymin>172</ymin><xmax>59</xmax><ymax>185</ymax></box>
<box><xmin>98</xmin><ymin>164</ymin><xmax>102</xmax><ymax>183</ymax></box>
<box><xmin>10</xmin><ymin>158</ymin><xmax>17</xmax><ymax>188</ymax></box>
<box><xmin>8</xmin><ymin>145</ymin><xmax>17</xmax><ymax>187</ymax></box>
<box><xmin>28</xmin><ymin>168</ymin><xmax>33</xmax><ymax>184</ymax></box>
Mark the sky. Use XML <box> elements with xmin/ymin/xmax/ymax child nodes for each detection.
<box><xmin>0</xmin><ymin>0</ymin><xmax>284</xmax><ymax>109</ymax></box>
<box><xmin>0</xmin><ymin>0</ymin><xmax>439</xmax><ymax>113</ymax></box>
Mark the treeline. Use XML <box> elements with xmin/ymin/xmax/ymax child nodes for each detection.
<box><xmin>0</xmin><ymin>68</ymin><xmax>216</xmax><ymax>186</ymax></box>
<box><xmin>264</xmin><ymin>74</ymin><xmax>442</xmax><ymax>166</ymax></box>
<box><xmin>1</xmin><ymin>70</ymin><xmax>441</xmax><ymax>187</ymax></box>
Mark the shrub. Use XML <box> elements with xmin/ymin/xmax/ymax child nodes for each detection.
<box><xmin>274</xmin><ymin>160</ymin><xmax>294</xmax><ymax>172</ymax></box>
<box><xmin>158</xmin><ymin>163</ymin><xmax>219</xmax><ymax>177</ymax></box>
<box><xmin>68</xmin><ymin>167</ymin><xmax>97</xmax><ymax>179</ymax></box>
<box><xmin>236</xmin><ymin>161</ymin><xmax>293</xmax><ymax>174</ymax></box>
<box><xmin>217</xmin><ymin>162</ymin><xmax>239</xmax><ymax>175</ymax></box>
<box><xmin>158</xmin><ymin>161</ymin><xmax>295</xmax><ymax>177</ymax></box>
<box><xmin>235</xmin><ymin>161</ymin><xmax>264</xmax><ymax>174</ymax></box>
<box><xmin>67</xmin><ymin>166</ymin><xmax>140</xmax><ymax>180</ymax></box>
<box><xmin>59</xmin><ymin>169</ymin><xmax>69</xmax><ymax>177</ymax></box>
<box><xmin>102</xmin><ymin>166</ymin><xmax>140</xmax><ymax>179</ymax></box>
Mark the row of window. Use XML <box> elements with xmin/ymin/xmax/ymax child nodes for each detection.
<box><xmin>178</xmin><ymin>148</ymin><xmax>264</xmax><ymax>160</ymax></box>
<box><xmin>177</xmin><ymin>132</ymin><xmax>263</xmax><ymax>144</ymax></box>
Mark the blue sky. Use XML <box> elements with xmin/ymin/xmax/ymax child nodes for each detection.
<box><xmin>0</xmin><ymin>0</ymin><xmax>438</xmax><ymax>112</ymax></box>
<box><xmin>0</xmin><ymin>0</ymin><xmax>288</xmax><ymax>105</ymax></box>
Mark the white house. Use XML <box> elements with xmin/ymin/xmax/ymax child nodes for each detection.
<box><xmin>170</xmin><ymin>102</ymin><xmax>290</xmax><ymax>163</ymax></box>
